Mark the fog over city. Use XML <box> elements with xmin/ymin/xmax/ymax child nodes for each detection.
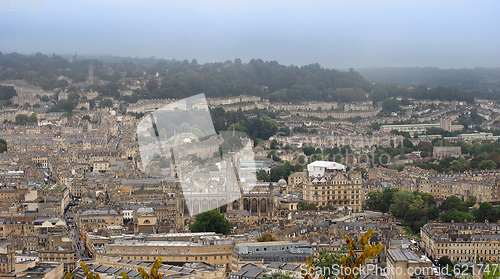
<box><xmin>2</xmin><ymin>0</ymin><xmax>500</xmax><ymax>68</ymax></box>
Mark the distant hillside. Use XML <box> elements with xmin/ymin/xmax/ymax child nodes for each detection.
<box><xmin>358</xmin><ymin>67</ymin><xmax>500</xmax><ymax>94</ymax></box>
<box><xmin>0</xmin><ymin>51</ymin><xmax>477</xmax><ymax>103</ymax></box>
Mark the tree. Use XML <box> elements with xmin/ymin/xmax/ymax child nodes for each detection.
<box><xmin>146</xmin><ymin>79</ymin><xmax>159</xmax><ymax>93</ymax></box>
<box><xmin>311</xmin><ymin>249</ymin><xmax>346</xmax><ymax>279</ymax></box>
<box><xmin>437</xmin><ymin>256</ymin><xmax>452</xmax><ymax>268</ymax></box>
<box><xmin>0</xmin><ymin>85</ymin><xmax>17</xmax><ymax>100</ymax></box>
<box><xmin>257</xmin><ymin>232</ymin><xmax>277</xmax><ymax>242</ymax></box>
<box><xmin>28</xmin><ymin>113</ymin><xmax>38</xmax><ymax>124</ymax></box>
<box><xmin>99</xmin><ymin>98</ymin><xmax>113</xmax><ymax>108</ymax></box>
<box><xmin>15</xmin><ymin>114</ymin><xmax>29</xmax><ymax>125</ymax></box>
<box><xmin>277</xmin><ymin>126</ymin><xmax>290</xmax><ymax>136</ymax></box>
<box><xmin>439</xmin><ymin>209</ymin><xmax>475</xmax><ymax>223</ymax></box>
<box><xmin>483</xmin><ymin>263</ymin><xmax>500</xmax><ymax>279</ymax></box>
<box><xmin>473</xmin><ymin>202</ymin><xmax>498</xmax><ymax>222</ymax></box>
<box><xmin>402</xmin><ymin>139</ymin><xmax>414</xmax><ymax>149</ymax></box>
<box><xmin>270</xmin><ymin>139</ymin><xmax>279</xmax><ymax>150</ymax></box>
<box><xmin>189</xmin><ymin>209</ymin><xmax>231</xmax><ymax>235</ymax></box>
<box><xmin>479</xmin><ymin>160</ymin><xmax>496</xmax><ymax>170</ymax></box>
<box><xmin>50</xmin><ymin>99</ymin><xmax>76</xmax><ymax>113</ymax></box>
<box><xmin>466</xmin><ymin>196</ymin><xmax>477</xmax><ymax>207</ymax></box>
<box><xmin>257</xmin><ymin>170</ymin><xmax>270</xmax><ymax>182</ymax></box>
<box><xmin>382</xmin><ymin>98</ymin><xmax>400</xmax><ymax>112</ymax></box>
<box><xmin>263</xmin><ymin>269</ymin><xmax>294</xmax><ymax>279</ymax></box>
<box><xmin>440</xmin><ymin>195</ymin><xmax>468</xmax><ymax>212</ymax></box>
<box><xmin>365</xmin><ymin>191</ymin><xmax>383</xmax><ymax>211</ymax></box>
<box><xmin>298</xmin><ymin>202</ymin><xmax>318</xmax><ymax>211</ymax></box>
<box><xmin>404</xmin><ymin>206</ymin><xmax>423</xmax><ymax>232</ymax></box>
<box><xmin>0</xmin><ymin>139</ymin><xmax>7</xmax><ymax>153</ymax></box>
<box><xmin>389</xmin><ymin>191</ymin><xmax>414</xmax><ymax>218</ymax></box>
<box><xmin>227</xmin><ymin>123</ymin><xmax>246</xmax><ymax>133</ymax></box>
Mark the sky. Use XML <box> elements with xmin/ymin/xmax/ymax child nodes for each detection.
<box><xmin>1</xmin><ymin>0</ymin><xmax>500</xmax><ymax>69</ymax></box>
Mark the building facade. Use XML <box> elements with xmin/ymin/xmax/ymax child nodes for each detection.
<box><xmin>303</xmin><ymin>161</ymin><xmax>363</xmax><ymax>212</ymax></box>
<box><xmin>420</xmin><ymin>222</ymin><xmax>500</xmax><ymax>263</ymax></box>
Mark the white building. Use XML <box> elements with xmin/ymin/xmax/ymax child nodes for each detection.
<box><xmin>306</xmin><ymin>161</ymin><xmax>346</xmax><ymax>177</ymax></box>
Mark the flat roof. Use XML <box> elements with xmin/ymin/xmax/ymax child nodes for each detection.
<box><xmin>381</xmin><ymin>124</ymin><xmax>439</xmax><ymax>127</ymax></box>
<box><xmin>389</xmin><ymin>249</ymin><xmax>419</xmax><ymax>262</ymax></box>
<box><xmin>236</xmin><ymin>241</ymin><xmax>310</xmax><ymax>247</ymax></box>
<box><xmin>109</xmin><ymin>240</ymin><xmax>203</xmax><ymax>247</ymax></box>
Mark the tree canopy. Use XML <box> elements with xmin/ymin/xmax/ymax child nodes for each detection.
<box><xmin>0</xmin><ymin>52</ymin><xmax>479</xmax><ymax>105</ymax></box>
<box><xmin>366</xmin><ymin>189</ymin><xmax>438</xmax><ymax>233</ymax></box>
<box><xmin>189</xmin><ymin>209</ymin><xmax>231</xmax><ymax>235</ymax></box>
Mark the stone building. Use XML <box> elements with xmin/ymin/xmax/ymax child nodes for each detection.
<box><xmin>0</xmin><ymin>241</ymin><xmax>15</xmax><ymax>274</ymax></box>
<box><xmin>100</xmin><ymin>233</ymin><xmax>234</xmax><ymax>277</ymax></box>
<box><xmin>303</xmin><ymin>161</ymin><xmax>363</xmax><ymax>213</ymax></box>
<box><xmin>420</xmin><ymin>222</ymin><xmax>500</xmax><ymax>262</ymax></box>
<box><xmin>231</xmin><ymin>241</ymin><xmax>312</xmax><ymax>272</ymax></box>
<box><xmin>433</xmin><ymin>146</ymin><xmax>461</xmax><ymax>159</ymax></box>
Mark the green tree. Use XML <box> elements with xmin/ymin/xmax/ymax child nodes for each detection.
<box><xmin>404</xmin><ymin>206</ymin><xmax>423</xmax><ymax>232</ymax></box>
<box><xmin>437</xmin><ymin>256</ymin><xmax>452</xmax><ymax>268</ymax></box>
<box><xmin>473</xmin><ymin>202</ymin><xmax>498</xmax><ymax>222</ymax></box>
<box><xmin>0</xmin><ymin>139</ymin><xmax>7</xmax><ymax>153</ymax></box>
<box><xmin>402</xmin><ymin>139</ymin><xmax>414</xmax><ymax>149</ymax></box>
<box><xmin>365</xmin><ymin>191</ymin><xmax>383</xmax><ymax>211</ymax></box>
<box><xmin>28</xmin><ymin>113</ymin><xmax>38</xmax><ymax>124</ymax></box>
<box><xmin>227</xmin><ymin>123</ymin><xmax>247</xmax><ymax>133</ymax></box>
<box><xmin>189</xmin><ymin>209</ymin><xmax>231</xmax><ymax>235</ymax></box>
<box><xmin>479</xmin><ymin>160</ymin><xmax>496</xmax><ymax>170</ymax></box>
<box><xmin>382</xmin><ymin>98</ymin><xmax>400</xmax><ymax>112</ymax></box>
<box><xmin>389</xmin><ymin>191</ymin><xmax>414</xmax><ymax>218</ymax></box>
<box><xmin>49</xmin><ymin>99</ymin><xmax>76</xmax><ymax>113</ymax></box>
<box><xmin>0</xmin><ymin>85</ymin><xmax>17</xmax><ymax>100</ymax></box>
<box><xmin>311</xmin><ymin>249</ymin><xmax>346</xmax><ymax>279</ymax></box>
<box><xmin>263</xmin><ymin>269</ymin><xmax>294</xmax><ymax>279</ymax></box>
<box><xmin>15</xmin><ymin>114</ymin><xmax>29</xmax><ymax>125</ymax></box>
<box><xmin>99</xmin><ymin>98</ymin><xmax>113</xmax><ymax>108</ymax></box>
<box><xmin>277</xmin><ymin>126</ymin><xmax>290</xmax><ymax>136</ymax></box>
<box><xmin>440</xmin><ymin>195</ymin><xmax>468</xmax><ymax>212</ymax></box>
<box><xmin>298</xmin><ymin>201</ymin><xmax>318</xmax><ymax>211</ymax></box>
<box><xmin>269</xmin><ymin>162</ymin><xmax>297</xmax><ymax>182</ymax></box>
<box><xmin>439</xmin><ymin>209</ymin><xmax>475</xmax><ymax>223</ymax></box>
<box><xmin>257</xmin><ymin>170</ymin><xmax>270</xmax><ymax>182</ymax></box>
<box><xmin>270</xmin><ymin>139</ymin><xmax>280</xmax><ymax>150</ymax></box>
<box><xmin>466</xmin><ymin>196</ymin><xmax>477</xmax><ymax>207</ymax></box>
<box><xmin>483</xmin><ymin>263</ymin><xmax>500</xmax><ymax>279</ymax></box>
<box><xmin>257</xmin><ymin>232</ymin><xmax>277</xmax><ymax>242</ymax></box>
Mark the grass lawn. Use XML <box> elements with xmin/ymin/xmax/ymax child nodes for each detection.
<box><xmin>397</xmin><ymin>225</ymin><xmax>420</xmax><ymax>240</ymax></box>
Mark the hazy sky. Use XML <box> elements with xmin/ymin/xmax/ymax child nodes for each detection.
<box><xmin>1</xmin><ymin>0</ymin><xmax>499</xmax><ymax>69</ymax></box>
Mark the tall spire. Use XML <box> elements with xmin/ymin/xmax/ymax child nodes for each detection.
<box><xmin>88</xmin><ymin>61</ymin><xmax>94</xmax><ymax>84</ymax></box>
